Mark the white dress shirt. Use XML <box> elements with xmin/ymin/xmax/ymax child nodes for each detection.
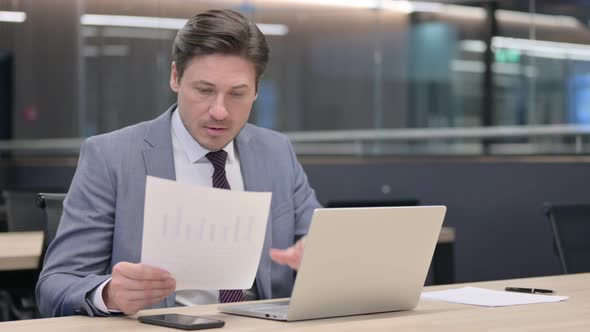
<box><xmin>90</xmin><ymin>108</ymin><xmax>245</xmax><ymax>313</ymax></box>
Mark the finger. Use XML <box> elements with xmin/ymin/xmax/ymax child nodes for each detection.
<box><xmin>285</xmin><ymin>238</ymin><xmax>305</xmax><ymax>262</ymax></box>
<box><xmin>270</xmin><ymin>237</ymin><xmax>307</xmax><ymax>270</ymax></box>
<box><xmin>269</xmin><ymin>248</ymin><xmax>296</xmax><ymax>265</ymax></box>
<box><xmin>287</xmin><ymin>253</ymin><xmax>300</xmax><ymax>270</ymax></box>
<box><xmin>120</xmin><ymin>294</ymin><xmax>171</xmax><ymax>315</ymax></box>
<box><xmin>118</xmin><ymin>277</ymin><xmax>176</xmax><ymax>291</ymax></box>
<box><xmin>269</xmin><ymin>248</ymin><xmax>289</xmax><ymax>263</ymax></box>
<box><xmin>119</xmin><ymin>287</ymin><xmax>175</xmax><ymax>301</ymax></box>
<box><xmin>296</xmin><ymin>238</ymin><xmax>306</xmax><ymax>252</ymax></box>
<box><xmin>119</xmin><ymin>298</ymin><xmax>160</xmax><ymax>316</ymax></box>
<box><xmin>119</xmin><ymin>305</ymin><xmax>142</xmax><ymax>316</ymax></box>
<box><xmin>114</xmin><ymin>262</ymin><xmax>171</xmax><ymax>281</ymax></box>
<box><xmin>296</xmin><ymin>236</ymin><xmax>306</xmax><ymax>248</ymax></box>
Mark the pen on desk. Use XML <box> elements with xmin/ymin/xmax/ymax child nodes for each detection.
<box><xmin>505</xmin><ymin>287</ymin><xmax>554</xmax><ymax>295</ymax></box>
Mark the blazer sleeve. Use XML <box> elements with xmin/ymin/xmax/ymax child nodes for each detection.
<box><xmin>286</xmin><ymin>140</ymin><xmax>321</xmax><ymax>239</ymax></box>
<box><xmin>36</xmin><ymin>137</ymin><xmax>118</xmax><ymax>317</ymax></box>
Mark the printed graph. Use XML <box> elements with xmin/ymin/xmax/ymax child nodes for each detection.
<box><xmin>159</xmin><ymin>208</ymin><xmax>256</xmax><ymax>243</ymax></box>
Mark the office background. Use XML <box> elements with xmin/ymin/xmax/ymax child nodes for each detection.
<box><xmin>1</xmin><ymin>0</ymin><xmax>590</xmax><ymax>287</ymax></box>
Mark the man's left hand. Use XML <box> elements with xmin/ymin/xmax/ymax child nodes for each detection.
<box><xmin>269</xmin><ymin>237</ymin><xmax>306</xmax><ymax>270</ymax></box>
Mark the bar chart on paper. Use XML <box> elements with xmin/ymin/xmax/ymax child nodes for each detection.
<box><xmin>141</xmin><ymin>176</ymin><xmax>272</xmax><ymax>289</ymax></box>
<box><xmin>159</xmin><ymin>208</ymin><xmax>256</xmax><ymax>245</ymax></box>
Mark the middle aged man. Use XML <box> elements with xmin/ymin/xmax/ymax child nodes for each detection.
<box><xmin>36</xmin><ymin>9</ymin><xmax>321</xmax><ymax>317</ymax></box>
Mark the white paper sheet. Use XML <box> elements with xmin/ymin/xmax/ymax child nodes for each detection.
<box><xmin>141</xmin><ymin>176</ymin><xmax>272</xmax><ymax>290</ymax></box>
<box><xmin>421</xmin><ymin>286</ymin><xmax>568</xmax><ymax>307</ymax></box>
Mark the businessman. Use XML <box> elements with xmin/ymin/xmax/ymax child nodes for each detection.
<box><xmin>36</xmin><ymin>9</ymin><xmax>321</xmax><ymax>317</ymax></box>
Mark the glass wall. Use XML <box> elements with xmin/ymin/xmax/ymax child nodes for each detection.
<box><xmin>1</xmin><ymin>0</ymin><xmax>590</xmax><ymax>154</ymax></box>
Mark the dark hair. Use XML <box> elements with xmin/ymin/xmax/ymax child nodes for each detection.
<box><xmin>172</xmin><ymin>9</ymin><xmax>270</xmax><ymax>91</ymax></box>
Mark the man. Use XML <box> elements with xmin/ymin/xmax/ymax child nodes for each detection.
<box><xmin>36</xmin><ymin>9</ymin><xmax>320</xmax><ymax>317</ymax></box>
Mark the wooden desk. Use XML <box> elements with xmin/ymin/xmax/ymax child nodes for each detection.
<box><xmin>0</xmin><ymin>228</ymin><xmax>456</xmax><ymax>277</ymax></box>
<box><xmin>2</xmin><ymin>273</ymin><xmax>588</xmax><ymax>331</ymax></box>
<box><xmin>0</xmin><ymin>231</ymin><xmax>43</xmax><ymax>271</ymax></box>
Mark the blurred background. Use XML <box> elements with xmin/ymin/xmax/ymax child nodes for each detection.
<box><xmin>1</xmin><ymin>0</ymin><xmax>590</xmax><ymax>153</ymax></box>
<box><xmin>1</xmin><ymin>0</ymin><xmax>590</xmax><ymax>320</ymax></box>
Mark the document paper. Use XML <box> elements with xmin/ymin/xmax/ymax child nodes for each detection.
<box><xmin>141</xmin><ymin>176</ymin><xmax>272</xmax><ymax>290</ymax></box>
<box><xmin>421</xmin><ymin>287</ymin><xmax>569</xmax><ymax>307</ymax></box>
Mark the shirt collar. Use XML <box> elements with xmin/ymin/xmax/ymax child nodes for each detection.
<box><xmin>171</xmin><ymin>107</ymin><xmax>237</xmax><ymax>164</ymax></box>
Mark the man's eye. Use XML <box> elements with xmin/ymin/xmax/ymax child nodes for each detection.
<box><xmin>230</xmin><ymin>91</ymin><xmax>244</xmax><ymax>97</ymax></box>
<box><xmin>197</xmin><ymin>88</ymin><xmax>213</xmax><ymax>94</ymax></box>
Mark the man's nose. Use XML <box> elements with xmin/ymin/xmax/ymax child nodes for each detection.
<box><xmin>209</xmin><ymin>94</ymin><xmax>229</xmax><ymax>120</ymax></box>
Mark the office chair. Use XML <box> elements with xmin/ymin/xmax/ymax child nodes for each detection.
<box><xmin>0</xmin><ymin>192</ymin><xmax>65</xmax><ymax>321</ymax></box>
<box><xmin>0</xmin><ymin>190</ymin><xmax>46</xmax><ymax>320</ymax></box>
<box><xmin>544</xmin><ymin>203</ymin><xmax>590</xmax><ymax>274</ymax></box>
<box><xmin>36</xmin><ymin>193</ymin><xmax>67</xmax><ymax>266</ymax></box>
<box><xmin>0</xmin><ymin>203</ymin><xmax>7</xmax><ymax>232</ymax></box>
<box><xmin>0</xmin><ymin>290</ymin><xmax>12</xmax><ymax>322</ymax></box>
<box><xmin>2</xmin><ymin>190</ymin><xmax>45</xmax><ymax>232</ymax></box>
<box><xmin>4</xmin><ymin>193</ymin><xmax>68</xmax><ymax>320</ymax></box>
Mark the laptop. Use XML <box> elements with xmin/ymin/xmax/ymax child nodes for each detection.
<box><xmin>220</xmin><ymin>205</ymin><xmax>447</xmax><ymax>321</ymax></box>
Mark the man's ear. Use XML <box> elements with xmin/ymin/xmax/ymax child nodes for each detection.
<box><xmin>170</xmin><ymin>62</ymin><xmax>179</xmax><ymax>93</ymax></box>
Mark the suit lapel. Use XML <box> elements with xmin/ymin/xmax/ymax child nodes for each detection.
<box><xmin>236</xmin><ymin>125</ymin><xmax>273</xmax><ymax>299</ymax></box>
<box><xmin>237</xmin><ymin>125</ymin><xmax>272</xmax><ymax>193</ymax></box>
<box><xmin>142</xmin><ymin>106</ymin><xmax>177</xmax><ymax>308</ymax></box>
<box><xmin>142</xmin><ymin>105</ymin><xmax>176</xmax><ymax>181</ymax></box>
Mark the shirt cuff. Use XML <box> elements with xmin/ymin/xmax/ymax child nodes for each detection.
<box><xmin>89</xmin><ymin>277</ymin><xmax>122</xmax><ymax>314</ymax></box>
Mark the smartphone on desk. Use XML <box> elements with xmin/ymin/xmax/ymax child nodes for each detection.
<box><xmin>138</xmin><ymin>314</ymin><xmax>225</xmax><ymax>330</ymax></box>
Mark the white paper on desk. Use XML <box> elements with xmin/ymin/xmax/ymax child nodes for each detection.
<box><xmin>141</xmin><ymin>176</ymin><xmax>272</xmax><ymax>290</ymax></box>
<box><xmin>421</xmin><ymin>287</ymin><xmax>568</xmax><ymax>307</ymax></box>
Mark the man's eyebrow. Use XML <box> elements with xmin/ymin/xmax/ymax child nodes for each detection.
<box><xmin>192</xmin><ymin>80</ymin><xmax>215</xmax><ymax>86</ymax></box>
<box><xmin>191</xmin><ymin>81</ymin><xmax>249</xmax><ymax>89</ymax></box>
<box><xmin>231</xmin><ymin>84</ymin><xmax>250</xmax><ymax>89</ymax></box>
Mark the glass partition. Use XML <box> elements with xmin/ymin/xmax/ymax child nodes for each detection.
<box><xmin>1</xmin><ymin>0</ymin><xmax>590</xmax><ymax>155</ymax></box>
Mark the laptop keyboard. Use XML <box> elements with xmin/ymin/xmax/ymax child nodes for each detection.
<box><xmin>251</xmin><ymin>301</ymin><xmax>290</xmax><ymax>314</ymax></box>
<box><xmin>253</xmin><ymin>306</ymin><xmax>288</xmax><ymax>314</ymax></box>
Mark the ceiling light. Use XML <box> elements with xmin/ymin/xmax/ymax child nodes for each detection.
<box><xmin>81</xmin><ymin>14</ymin><xmax>186</xmax><ymax>30</ymax></box>
<box><xmin>0</xmin><ymin>11</ymin><xmax>26</xmax><ymax>23</ymax></box>
<box><xmin>460</xmin><ymin>37</ymin><xmax>590</xmax><ymax>61</ymax></box>
<box><xmin>497</xmin><ymin>10</ymin><xmax>580</xmax><ymax>28</ymax></box>
<box><xmin>80</xmin><ymin>14</ymin><xmax>289</xmax><ymax>36</ymax></box>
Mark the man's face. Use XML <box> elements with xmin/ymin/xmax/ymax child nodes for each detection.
<box><xmin>170</xmin><ymin>54</ymin><xmax>257</xmax><ymax>151</ymax></box>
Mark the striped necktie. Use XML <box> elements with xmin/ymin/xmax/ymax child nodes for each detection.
<box><xmin>206</xmin><ymin>150</ymin><xmax>244</xmax><ymax>303</ymax></box>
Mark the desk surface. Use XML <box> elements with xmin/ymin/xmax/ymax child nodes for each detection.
<box><xmin>3</xmin><ymin>273</ymin><xmax>588</xmax><ymax>331</ymax></box>
<box><xmin>0</xmin><ymin>228</ymin><xmax>456</xmax><ymax>271</ymax></box>
<box><xmin>0</xmin><ymin>231</ymin><xmax>43</xmax><ymax>271</ymax></box>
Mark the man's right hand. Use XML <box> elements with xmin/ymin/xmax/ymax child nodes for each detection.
<box><xmin>103</xmin><ymin>262</ymin><xmax>176</xmax><ymax>315</ymax></box>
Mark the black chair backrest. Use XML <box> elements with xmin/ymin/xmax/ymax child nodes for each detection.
<box><xmin>36</xmin><ymin>193</ymin><xmax>66</xmax><ymax>266</ymax></box>
<box><xmin>544</xmin><ymin>203</ymin><xmax>590</xmax><ymax>274</ymax></box>
<box><xmin>2</xmin><ymin>190</ymin><xmax>45</xmax><ymax>232</ymax></box>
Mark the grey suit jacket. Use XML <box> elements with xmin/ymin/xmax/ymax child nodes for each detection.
<box><xmin>36</xmin><ymin>106</ymin><xmax>321</xmax><ymax>317</ymax></box>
